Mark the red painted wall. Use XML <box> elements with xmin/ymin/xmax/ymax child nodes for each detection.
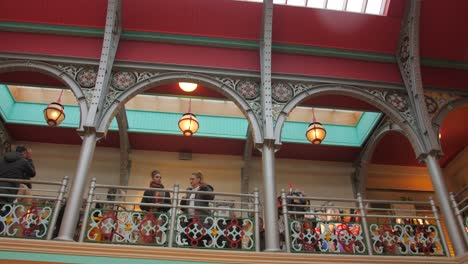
<box><xmin>272</xmin><ymin>53</ymin><xmax>403</xmax><ymax>83</ymax></box>
<box><xmin>272</xmin><ymin>3</ymin><xmax>403</xmax><ymax>54</ymax></box>
<box><xmin>420</xmin><ymin>0</ymin><xmax>468</xmax><ymax>61</ymax></box>
<box><xmin>421</xmin><ymin>67</ymin><xmax>468</xmax><ymax>91</ymax></box>
<box><xmin>116</xmin><ymin>40</ymin><xmax>260</xmax><ymax>71</ymax></box>
<box><xmin>0</xmin><ymin>0</ymin><xmax>106</xmax><ymax>28</ymax></box>
<box><xmin>0</xmin><ymin>32</ymin><xmax>102</xmax><ymax>59</ymax></box>
<box><xmin>122</xmin><ymin>0</ymin><xmax>262</xmax><ymax>41</ymax></box>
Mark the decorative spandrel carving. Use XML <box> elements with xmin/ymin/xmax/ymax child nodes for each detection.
<box><xmin>103</xmin><ymin>71</ymin><xmax>162</xmax><ymax>111</ymax></box>
<box><xmin>248</xmin><ymin>100</ymin><xmax>262</xmax><ymax>124</ymax></box>
<box><xmin>213</xmin><ymin>76</ymin><xmax>239</xmax><ymax>90</ymax></box>
<box><xmin>212</xmin><ymin>75</ymin><xmax>263</xmax><ymax>125</ymax></box>
<box><xmin>291</xmin><ymin>82</ymin><xmax>315</xmax><ymax>95</ymax></box>
<box><xmin>272</xmin><ymin>82</ymin><xmax>293</xmax><ymax>103</ymax></box>
<box><xmin>236</xmin><ymin>80</ymin><xmax>260</xmax><ymax>100</ymax></box>
<box><xmin>82</xmin><ymin>88</ymin><xmax>94</xmax><ymax>107</ymax></box>
<box><xmin>365</xmin><ymin>88</ymin><xmax>416</xmax><ymax>128</ymax></box>
<box><xmin>135</xmin><ymin>71</ymin><xmax>160</xmax><ymax>83</ymax></box>
<box><xmin>76</xmin><ymin>68</ymin><xmax>98</xmax><ymax>88</ymax></box>
<box><xmin>112</xmin><ymin>71</ymin><xmax>137</xmax><ymax>91</ymax></box>
<box><xmin>424</xmin><ymin>91</ymin><xmax>460</xmax><ymax>118</ymax></box>
<box><xmin>56</xmin><ymin>64</ymin><xmax>86</xmax><ymax>80</ymax></box>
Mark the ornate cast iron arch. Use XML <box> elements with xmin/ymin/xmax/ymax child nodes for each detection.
<box><xmin>97</xmin><ymin>72</ymin><xmax>263</xmax><ymax>144</ymax></box>
<box><xmin>432</xmin><ymin>97</ymin><xmax>468</xmax><ymax>137</ymax></box>
<box><xmin>353</xmin><ymin>119</ymin><xmax>406</xmax><ymax>196</ymax></box>
<box><xmin>0</xmin><ymin>60</ymin><xmax>88</xmax><ymax>131</ymax></box>
<box><xmin>274</xmin><ymin>84</ymin><xmax>426</xmax><ymax>158</ymax></box>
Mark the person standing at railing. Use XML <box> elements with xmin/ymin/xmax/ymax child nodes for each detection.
<box><xmin>0</xmin><ymin>145</ymin><xmax>36</xmax><ymax>205</ymax></box>
<box><xmin>140</xmin><ymin>170</ymin><xmax>171</xmax><ymax>213</ymax></box>
<box><xmin>179</xmin><ymin>171</ymin><xmax>214</xmax><ymax>247</ymax></box>
<box><xmin>180</xmin><ymin>171</ymin><xmax>215</xmax><ymax>216</ymax></box>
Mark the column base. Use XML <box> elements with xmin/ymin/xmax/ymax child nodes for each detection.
<box><xmin>53</xmin><ymin>236</ymin><xmax>76</xmax><ymax>242</ymax></box>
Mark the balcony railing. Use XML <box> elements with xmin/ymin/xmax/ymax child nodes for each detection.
<box><xmin>450</xmin><ymin>185</ymin><xmax>468</xmax><ymax>247</ymax></box>
<box><xmin>0</xmin><ymin>176</ymin><xmax>69</xmax><ymax>240</ymax></box>
<box><xmin>0</xmin><ymin>177</ymin><xmax>458</xmax><ymax>258</ymax></box>
<box><xmin>279</xmin><ymin>190</ymin><xmax>449</xmax><ymax>256</ymax></box>
<box><xmin>78</xmin><ymin>178</ymin><xmax>261</xmax><ymax>251</ymax></box>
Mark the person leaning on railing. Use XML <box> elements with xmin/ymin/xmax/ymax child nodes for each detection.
<box><xmin>139</xmin><ymin>170</ymin><xmax>171</xmax><ymax>213</ymax></box>
<box><xmin>0</xmin><ymin>145</ymin><xmax>36</xmax><ymax>205</ymax></box>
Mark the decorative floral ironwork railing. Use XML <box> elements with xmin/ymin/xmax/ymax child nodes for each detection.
<box><xmin>0</xmin><ymin>177</ymin><xmax>68</xmax><ymax>240</ymax></box>
<box><xmin>288</xmin><ymin>219</ymin><xmax>366</xmax><ymax>254</ymax></box>
<box><xmin>280</xmin><ymin>190</ymin><xmax>449</xmax><ymax>257</ymax></box>
<box><xmin>79</xmin><ymin>179</ymin><xmax>261</xmax><ymax>251</ymax></box>
<box><xmin>369</xmin><ymin>222</ymin><xmax>444</xmax><ymax>255</ymax></box>
<box><xmin>175</xmin><ymin>214</ymin><xmax>255</xmax><ymax>250</ymax></box>
<box><xmin>84</xmin><ymin>209</ymin><xmax>169</xmax><ymax>246</ymax></box>
<box><xmin>0</xmin><ymin>203</ymin><xmax>54</xmax><ymax>239</ymax></box>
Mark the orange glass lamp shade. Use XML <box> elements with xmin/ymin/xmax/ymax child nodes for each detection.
<box><xmin>178</xmin><ymin>82</ymin><xmax>198</xmax><ymax>92</ymax></box>
<box><xmin>178</xmin><ymin>112</ymin><xmax>199</xmax><ymax>136</ymax></box>
<box><xmin>305</xmin><ymin>122</ymin><xmax>326</xmax><ymax>145</ymax></box>
<box><xmin>43</xmin><ymin>102</ymin><xmax>66</xmax><ymax>127</ymax></box>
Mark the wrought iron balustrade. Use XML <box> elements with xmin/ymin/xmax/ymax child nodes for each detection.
<box><xmin>279</xmin><ymin>190</ymin><xmax>449</xmax><ymax>257</ymax></box>
<box><xmin>0</xmin><ymin>176</ymin><xmax>69</xmax><ymax>240</ymax></box>
<box><xmin>450</xmin><ymin>185</ymin><xmax>468</xmax><ymax>247</ymax></box>
<box><xmin>79</xmin><ymin>179</ymin><xmax>261</xmax><ymax>251</ymax></box>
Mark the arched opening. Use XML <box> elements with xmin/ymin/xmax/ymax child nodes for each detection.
<box><xmin>272</xmin><ymin>85</ymin><xmax>424</xmax><ymax>199</ymax></box>
<box><xmin>437</xmin><ymin>105</ymin><xmax>468</xmax><ymax>193</ymax></box>
<box><xmin>91</xmin><ymin>72</ymin><xmax>263</xmax><ymax>215</ymax></box>
<box><xmin>366</xmin><ymin>130</ymin><xmax>433</xmax><ymax>202</ymax></box>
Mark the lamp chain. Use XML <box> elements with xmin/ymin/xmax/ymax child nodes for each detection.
<box><xmin>188</xmin><ymin>98</ymin><xmax>192</xmax><ymax>113</ymax></box>
<box><xmin>312</xmin><ymin>108</ymin><xmax>317</xmax><ymax>123</ymax></box>
<box><xmin>57</xmin><ymin>89</ymin><xmax>64</xmax><ymax>104</ymax></box>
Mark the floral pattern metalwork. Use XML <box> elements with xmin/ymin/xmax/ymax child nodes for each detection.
<box><xmin>112</xmin><ymin>71</ymin><xmax>137</xmax><ymax>90</ymax></box>
<box><xmin>85</xmin><ymin>209</ymin><xmax>169</xmax><ymax>245</ymax></box>
<box><xmin>235</xmin><ymin>80</ymin><xmax>259</xmax><ymax>100</ymax></box>
<box><xmin>424</xmin><ymin>95</ymin><xmax>438</xmax><ymax>114</ymax></box>
<box><xmin>175</xmin><ymin>215</ymin><xmax>254</xmax><ymax>250</ymax></box>
<box><xmin>76</xmin><ymin>68</ymin><xmax>98</xmax><ymax>88</ymax></box>
<box><xmin>272</xmin><ymin>82</ymin><xmax>293</xmax><ymax>103</ymax></box>
<box><xmin>385</xmin><ymin>93</ymin><xmax>408</xmax><ymax>112</ymax></box>
<box><xmin>369</xmin><ymin>222</ymin><xmax>444</xmax><ymax>256</ymax></box>
<box><xmin>0</xmin><ymin>204</ymin><xmax>53</xmax><ymax>239</ymax></box>
<box><xmin>289</xmin><ymin>220</ymin><xmax>366</xmax><ymax>254</ymax></box>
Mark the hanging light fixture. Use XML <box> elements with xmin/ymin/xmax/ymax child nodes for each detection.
<box><xmin>43</xmin><ymin>89</ymin><xmax>66</xmax><ymax>127</ymax></box>
<box><xmin>178</xmin><ymin>98</ymin><xmax>199</xmax><ymax>136</ymax></box>
<box><xmin>305</xmin><ymin>108</ymin><xmax>326</xmax><ymax>145</ymax></box>
<box><xmin>178</xmin><ymin>82</ymin><xmax>198</xmax><ymax>92</ymax></box>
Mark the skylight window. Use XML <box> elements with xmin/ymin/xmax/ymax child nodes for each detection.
<box><xmin>242</xmin><ymin>0</ymin><xmax>388</xmax><ymax>15</ymax></box>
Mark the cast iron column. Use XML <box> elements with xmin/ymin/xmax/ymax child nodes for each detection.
<box><xmin>55</xmin><ymin>131</ymin><xmax>97</xmax><ymax>241</ymax></box>
<box><xmin>425</xmin><ymin>155</ymin><xmax>467</xmax><ymax>255</ymax></box>
<box><xmin>262</xmin><ymin>142</ymin><xmax>280</xmax><ymax>251</ymax></box>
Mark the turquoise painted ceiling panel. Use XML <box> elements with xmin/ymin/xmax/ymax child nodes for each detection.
<box><xmin>0</xmin><ymin>84</ymin><xmax>381</xmax><ymax>146</ymax></box>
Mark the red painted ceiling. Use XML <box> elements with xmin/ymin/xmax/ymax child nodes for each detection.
<box><xmin>1</xmin><ymin>0</ymin><xmax>466</xmax><ymax>62</ymax></box>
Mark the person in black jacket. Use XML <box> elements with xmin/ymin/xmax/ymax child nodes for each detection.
<box><xmin>140</xmin><ymin>170</ymin><xmax>171</xmax><ymax>213</ymax></box>
<box><xmin>180</xmin><ymin>171</ymin><xmax>214</xmax><ymax>216</ymax></box>
<box><xmin>0</xmin><ymin>145</ymin><xmax>36</xmax><ymax>204</ymax></box>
